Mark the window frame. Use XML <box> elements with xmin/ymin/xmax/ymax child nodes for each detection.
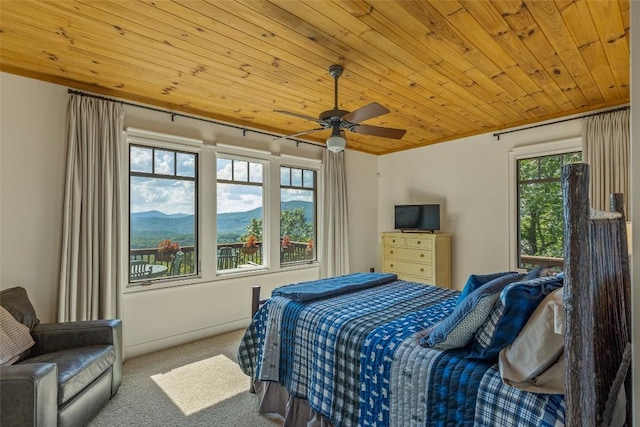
<box><xmin>215</xmin><ymin>153</ymin><xmax>269</xmax><ymax>274</ymax></box>
<box><xmin>278</xmin><ymin>154</ymin><xmax>322</xmax><ymax>270</ymax></box>
<box><xmin>508</xmin><ymin>137</ymin><xmax>582</xmax><ymax>271</ymax></box>
<box><xmin>121</xmin><ymin>132</ymin><xmax>323</xmax><ymax>293</ymax></box>
<box><xmin>279</xmin><ymin>164</ymin><xmax>318</xmax><ymax>266</ymax></box>
<box><xmin>125</xmin><ymin>128</ymin><xmax>204</xmax><ymax>290</ymax></box>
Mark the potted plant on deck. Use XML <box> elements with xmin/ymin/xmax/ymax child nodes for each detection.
<box><xmin>306</xmin><ymin>238</ymin><xmax>314</xmax><ymax>258</ymax></box>
<box><xmin>157</xmin><ymin>239</ymin><xmax>180</xmax><ymax>263</ymax></box>
<box><xmin>242</xmin><ymin>234</ymin><xmax>259</xmax><ymax>254</ymax></box>
<box><xmin>281</xmin><ymin>236</ymin><xmax>294</xmax><ymax>253</ymax></box>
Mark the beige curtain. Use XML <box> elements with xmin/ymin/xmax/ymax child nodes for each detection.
<box><xmin>58</xmin><ymin>94</ymin><xmax>123</xmax><ymax>321</ymax></box>
<box><xmin>582</xmin><ymin>109</ymin><xmax>630</xmax><ymax>214</ymax></box>
<box><xmin>320</xmin><ymin>150</ymin><xmax>350</xmax><ymax>278</ymax></box>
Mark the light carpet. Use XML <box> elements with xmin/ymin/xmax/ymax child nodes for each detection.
<box><xmin>89</xmin><ymin>329</ymin><xmax>281</xmax><ymax>427</ymax></box>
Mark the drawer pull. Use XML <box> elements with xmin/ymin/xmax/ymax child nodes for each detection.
<box><xmin>390</xmin><ymin>263</ymin><xmax>394</xmax><ymax>267</ymax></box>
<box><xmin>392</xmin><ymin>239</ymin><xmax>396</xmax><ymax>243</ymax></box>
<box><xmin>420</xmin><ymin>268</ymin><xmax>424</xmax><ymax>272</ymax></box>
<box><xmin>417</xmin><ymin>240</ymin><xmax>421</xmax><ymax>244</ymax></box>
<box><xmin>390</xmin><ymin>250</ymin><xmax>394</xmax><ymax>254</ymax></box>
<box><xmin>420</xmin><ymin>254</ymin><xmax>424</xmax><ymax>258</ymax></box>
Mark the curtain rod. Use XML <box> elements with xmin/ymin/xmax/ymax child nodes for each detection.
<box><xmin>67</xmin><ymin>89</ymin><xmax>325</xmax><ymax>149</ymax></box>
<box><xmin>493</xmin><ymin>105</ymin><xmax>630</xmax><ymax>140</ymax></box>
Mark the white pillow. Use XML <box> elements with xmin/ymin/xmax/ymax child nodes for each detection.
<box><xmin>498</xmin><ymin>288</ymin><xmax>564</xmax><ymax>394</ymax></box>
<box><xmin>0</xmin><ymin>305</ymin><xmax>35</xmax><ymax>365</ymax></box>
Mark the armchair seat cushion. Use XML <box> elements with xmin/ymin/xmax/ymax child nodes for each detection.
<box><xmin>20</xmin><ymin>345</ymin><xmax>116</xmax><ymax>405</ymax></box>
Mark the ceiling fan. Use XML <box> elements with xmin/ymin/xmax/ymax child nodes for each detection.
<box><xmin>275</xmin><ymin>65</ymin><xmax>406</xmax><ymax>152</ymax></box>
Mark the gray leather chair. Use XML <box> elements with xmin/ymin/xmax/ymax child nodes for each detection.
<box><xmin>0</xmin><ymin>287</ymin><xmax>122</xmax><ymax>427</ymax></box>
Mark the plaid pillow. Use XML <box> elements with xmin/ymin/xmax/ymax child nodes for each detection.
<box><xmin>467</xmin><ymin>275</ymin><xmax>563</xmax><ymax>361</ymax></box>
<box><xmin>0</xmin><ymin>306</ymin><xmax>35</xmax><ymax>365</ymax></box>
<box><xmin>422</xmin><ymin>272</ymin><xmax>524</xmax><ymax>350</ymax></box>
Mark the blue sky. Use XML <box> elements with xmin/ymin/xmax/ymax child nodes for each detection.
<box><xmin>130</xmin><ymin>146</ymin><xmax>197</xmax><ymax>215</ymax></box>
<box><xmin>130</xmin><ymin>148</ymin><xmax>312</xmax><ymax>215</ymax></box>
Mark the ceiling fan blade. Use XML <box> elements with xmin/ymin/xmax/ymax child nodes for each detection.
<box><xmin>342</xmin><ymin>102</ymin><xmax>390</xmax><ymax>124</ymax></box>
<box><xmin>350</xmin><ymin>124</ymin><xmax>407</xmax><ymax>139</ymax></box>
<box><xmin>274</xmin><ymin>110</ymin><xmax>322</xmax><ymax>123</ymax></box>
<box><xmin>273</xmin><ymin>127</ymin><xmax>325</xmax><ymax>140</ymax></box>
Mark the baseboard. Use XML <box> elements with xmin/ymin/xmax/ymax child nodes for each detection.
<box><xmin>124</xmin><ymin>318</ymin><xmax>249</xmax><ymax>360</ymax></box>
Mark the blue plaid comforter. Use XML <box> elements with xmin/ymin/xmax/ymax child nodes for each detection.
<box><xmin>237</xmin><ymin>279</ymin><xmax>565</xmax><ymax>426</ymax></box>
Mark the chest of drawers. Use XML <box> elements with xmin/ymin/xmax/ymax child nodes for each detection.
<box><xmin>381</xmin><ymin>232</ymin><xmax>451</xmax><ymax>288</ymax></box>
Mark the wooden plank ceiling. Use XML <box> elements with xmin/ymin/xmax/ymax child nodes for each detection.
<box><xmin>0</xmin><ymin>0</ymin><xmax>630</xmax><ymax>155</ymax></box>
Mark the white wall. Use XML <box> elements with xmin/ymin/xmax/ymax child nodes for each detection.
<box><xmin>0</xmin><ymin>73</ymin><xmax>68</xmax><ymax>321</ymax></box>
<box><xmin>378</xmin><ymin>121</ymin><xmax>581</xmax><ymax>290</ymax></box>
<box><xmin>0</xmin><ymin>72</ymin><xmax>380</xmax><ymax>359</ymax></box>
<box><xmin>345</xmin><ymin>149</ymin><xmax>380</xmax><ymax>273</ymax></box>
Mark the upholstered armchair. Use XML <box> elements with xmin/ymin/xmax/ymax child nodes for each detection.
<box><xmin>0</xmin><ymin>287</ymin><xmax>122</xmax><ymax>427</ymax></box>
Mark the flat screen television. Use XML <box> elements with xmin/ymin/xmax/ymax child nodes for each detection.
<box><xmin>394</xmin><ymin>204</ymin><xmax>440</xmax><ymax>232</ymax></box>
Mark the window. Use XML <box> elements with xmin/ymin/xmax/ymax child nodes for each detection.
<box><xmin>124</xmin><ymin>129</ymin><xmax>321</xmax><ymax>288</ymax></box>
<box><xmin>129</xmin><ymin>145</ymin><xmax>198</xmax><ymax>283</ymax></box>
<box><xmin>216</xmin><ymin>156</ymin><xmax>265</xmax><ymax>271</ymax></box>
<box><xmin>516</xmin><ymin>151</ymin><xmax>582</xmax><ymax>270</ymax></box>
<box><xmin>280</xmin><ymin>166</ymin><xmax>317</xmax><ymax>265</ymax></box>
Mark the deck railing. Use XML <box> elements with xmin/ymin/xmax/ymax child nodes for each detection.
<box><xmin>130</xmin><ymin>241</ymin><xmax>313</xmax><ymax>279</ymax></box>
<box><xmin>130</xmin><ymin>246</ymin><xmax>196</xmax><ymax>274</ymax></box>
<box><xmin>520</xmin><ymin>255</ymin><xmax>564</xmax><ymax>269</ymax></box>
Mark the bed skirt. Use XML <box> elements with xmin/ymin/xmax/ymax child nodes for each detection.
<box><xmin>254</xmin><ymin>380</ymin><xmax>335</xmax><ymax>427</ymax></box>
<box><xmin>252</xmin><ymin>379</ymin><xmax>627</xmax><ymax>427</ymax></box>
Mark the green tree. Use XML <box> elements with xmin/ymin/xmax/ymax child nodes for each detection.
<box><xmin>518</xmin><ymin>152</ymin><xmax>581</xmax><ymax>262</ymax></box>
<box><xmin>238</xmin><ymin>208</ymin><xmax>313</xmax><ymax>246</ymax></box>
<box><xmin>281</xmin><ymin>208</ymin><xmax>313</xmax><ymax>242</ymax></box>
<box><xmin>241</xmin><ymin>218</ymin><xmax>263</xmax><ymax>242</ymax></box>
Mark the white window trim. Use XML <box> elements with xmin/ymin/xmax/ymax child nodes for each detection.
<box><xmin>214</xmin><ymin>152</ymin><xmax>271</xmax><ymax>275</ymax></box>
<box><xmin>122</xmin><ymin>130</ymin><xmax>323</xmax><ymax>292</ymax></box>
<box><xmin>123</xmin><ymin>129</ymin><xmax>205</xmax><ymax>293</ymax></box>
<box><xmin>214</xmin><ymin>142</ymin><xmax>271</xmax><ymax>159</ymax></box>
<box><xmin>507</xmin><ymin>137</ymin><xmax>582</xmax><ymax>271</ymax></box>
<box><xmin>278</xmin><ymin>160</ymin><xmax>321</xmax><ymax>268</ymax></box>
<box><xmin>280</xmin><ymin>153</ymin><xmax>323</xmax><ymax>167</ymax></box>
<box><xmin>213</xmin><ymin>149</ymin><xmax>322</xmax><ymax>275</ymax></box>
<box><xmin>126</xmin><ymin>127</ymin><xmax>203</xmax><ymax>146</ymax></box>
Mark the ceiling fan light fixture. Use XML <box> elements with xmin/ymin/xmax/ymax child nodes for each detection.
<box><xmin>326</xmin><ymin>134</ymin><xmax>346</xmax><ymax>152</ymax></box>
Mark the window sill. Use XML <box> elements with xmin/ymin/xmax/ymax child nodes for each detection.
<box><xmin>124</xmin><ymin>261</ymin><xmax>321</xmax><ymax>293</ymax></box>
<box><xmin>216</xmin><ymin>260</ymin><xmax>320</xmax><ymax>279</ymax></box>
<box><xmin>124</xmin><ymin>274</ymin><xmax>202</xmax><ymax>293</ymax></box>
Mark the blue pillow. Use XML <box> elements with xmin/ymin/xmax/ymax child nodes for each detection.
<box><xmin>456</xmin><ymin>271</ymin><xmax>518</xmax><ymax>305</ymax></box>
<box><xmin>467</xmin><ymin>275</ymin><xmax>564</xmax><ymax>360</ymax></box>
<box><xmin>422</xmin><ymin>272</ymin><xmax>524</xmax><ymax>350</ymax></box>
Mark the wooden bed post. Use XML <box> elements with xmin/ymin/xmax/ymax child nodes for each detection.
<box><xmin>562</xmin><ymin>163</ymin><xmax>596</xmax><ymax>427</ymax></box>
<box><xmin>249</xmin><ymin>285</ymin><xmax>261</xmax><ymax>394</ymax></box>
<box><xmin>608</xmin><ymin>193</ymin><xmax>632</xmax><ymax>426</ymax></box>
<box><xmin>610</xmin><ymin>193</ymin><xmax>631</xmax><ymax>333</ymax></box>
<box><xmin>251</xmin><ymin>285</ymin><xmax>261</xmax><ymax>318</ymax></box>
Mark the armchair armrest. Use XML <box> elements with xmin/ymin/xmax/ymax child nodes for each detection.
<box><xmin>31</xmin><ymin>319</ymin><xmax>123</xmax><ymax>395</ymax></box>
<box><xmin>0</xmin><ymin>363</ymin><xmax>58</xmax><ymax>427</ymax></box>
<box><xmin>31</xmin><ymin>320</ymin><xmax>121</xmax><ymax>354</ymax></box>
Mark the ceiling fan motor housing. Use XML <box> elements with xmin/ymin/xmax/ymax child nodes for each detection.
<box><xmin>328</xmin><ymin>64</ymin><xmax>344</xmax><ymax>79</ymax></box>
<box><xmin>319</xmin><ymin>109</ymin><xmax>350</xmax><ymax>121</ymax></box>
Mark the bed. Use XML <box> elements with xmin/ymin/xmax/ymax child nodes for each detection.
<box><xmin>237</xmin><ymin>163</ymin><xmax>631</xmax><ymax>427</ymax></box>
